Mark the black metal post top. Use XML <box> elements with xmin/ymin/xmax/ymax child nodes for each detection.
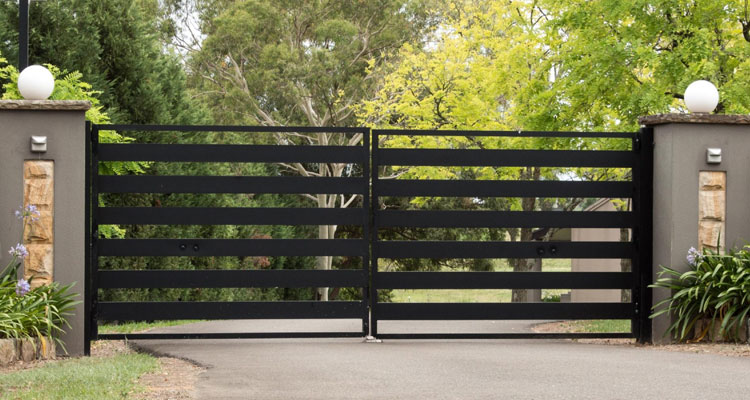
<box><xmin>18</xmin><ymin>0</ymin><xmax>29</xmax><ymax>70</ymax></box>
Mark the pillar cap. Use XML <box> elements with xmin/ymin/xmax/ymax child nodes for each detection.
<box><xmin>639</xmin><ymin>113</ymin><xmax>750</xmax><ymax>126</ymax></box>
<box><xmin>0</xmin><ymin>100</ymin><xmax>91</xmax><ymax>111</ymax></box>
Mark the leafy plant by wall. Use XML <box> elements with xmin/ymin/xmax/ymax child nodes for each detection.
<box><xmin>0</xmin><ymin>206</ymin><xmax>78</xmax><ymax>352</ymax></box>
<box><xmin>651</xmin><ymin>246</ymin><xmax>750</xmax><ymax>342</ymax></box>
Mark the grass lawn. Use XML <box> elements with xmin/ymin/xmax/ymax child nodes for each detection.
<box><xmin>99</xmin><ymin>320</ymin><xmax>200</xmax><ymax>334</ymax></box>
<box><xmin>0</xmin><ymin>351</ymin><xmax>157</xmax><ymax>400</ymax></box>
<box><xmin>535</xmin><ymin>319</ymin><xmax>632</xmax><ymax>333</ymax></box>
<box><xmin>565</xmin><ymin>319</ymin><xmax>631</xmax><ymax>333</ymax></box>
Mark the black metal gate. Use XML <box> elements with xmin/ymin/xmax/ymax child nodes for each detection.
<box><xmin>85</xmin><ymin>124</ymin><xmax>370</xmax><ymax>353</ymax></box>
<box><xmin>370</xmin><ymin>128</ymin><xmax>653</xmax><ymax>341</ymax></box>
<box><xmin>85</xmin><ymin>124</ymin><xmax>653</xmax><ymax>352</ymax></box>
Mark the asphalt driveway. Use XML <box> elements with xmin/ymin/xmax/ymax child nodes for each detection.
<box><xmin>133</xmin><ymin>320</ymin><xmax>750</xmax><ymax>399</ymax></box>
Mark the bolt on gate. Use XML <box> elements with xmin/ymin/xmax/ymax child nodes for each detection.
<box><xmin>85</xmin><ymin>124</ymin><xmax>653</xmax><ymax>353</ymax></box>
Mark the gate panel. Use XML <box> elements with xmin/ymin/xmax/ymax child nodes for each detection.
<box><xmin>85</xmin><ymin>124</ymin><xmax>653</xmax><ymax>346</ymax></box>
<box><xmin>371</xmin><ymin>129</ymin><xmax>650</xmax><ymax>341</ymax></box>
<box><xmin>87</xmin><ymin>124</ymin><xmax>370</xmax><ymax>343</ymax></box>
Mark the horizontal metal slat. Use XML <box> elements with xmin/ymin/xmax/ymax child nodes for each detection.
<box><xmin>378</xmin><ymin>149</ymin><xmax>635</xmax><ymax>167</ymax></box>
<box><xmin>374</xmin><ymin>272</ymin><xmax>633</xmax><ymax>289</ymax></box>
<box><xmin>97</xmin><ymin>239</ymin><xmax>366</xmax><ymax>257</ymax></box>
<box><xmin>376</xmin><ymin>180</ymin><xmax>633</xmax><ymax>198</ymax></box>
<box><xmin>97</xmin><ymin>207</ymin><xmax>364</xmax><ymax>225</ymax></box>
<box><xmin>376</xmin><ymin>241</ymin><xmax>633</xmax><ymax>259</ymax></box>
<box><xmin>372</xmin><ymin>129</ymin><xmax>634</xmax><ymax>138</ymax></box>
<box><xmin>376</xmin><ymin>333</ymin><xmax>634</xmax><ymax>339</ymax></box>
<box><xmin>98</xmin><ymin>144</ymin><xmax>365</xmax><ymax>163</ymax></box>
<box><xmin>376</xmin><ymin>332</ymin><xmax>635</xmax><ymax>340</ymax></box>
<box><xmin>98</xmin><ymin>269</ymin><xmax>366</xmax><ymax>288</ymax></box>
<box><xmin>377</xmin><ymin>210</ymin><xmax>633</xmax><ymax>228</ymax></box>
<box><xmin>97</xmin><ymin>332</ymin><xmax>365</xmax><ymax>340</ymax></box>
<box><xmin>97</xmin><ymin>124</ymin><xmax>366</xmax><ymax>133</ymax></box>
<box><xmin>375</xmin><ymin>302</ymin><xmax>634</xmax><ymax>320</ymax></box>
<box><xmin>96</xmin><ymin>301</ymin><xmax>364</xmax><ymax>321</ymax></box>
<box><xmin>97</xmin><ymin>176</ymin><xmax>366</xmax><ymax>194</ymax></box>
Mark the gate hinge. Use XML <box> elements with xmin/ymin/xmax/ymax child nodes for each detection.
<box><xmin>633</xmin><ymin>135</ymin><xmax>642</xmax><ymax>151</ymax></box>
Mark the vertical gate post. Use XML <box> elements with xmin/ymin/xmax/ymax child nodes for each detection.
<box><xmin>361</xmin><ymin>127</ymin><xmax>371</xmax><ymax>337</ymax></box>
<box><xmin>633</xmin><ymin>127</ymin><xmax>654</xmax><ymax>343</ymax></box>
<box><xmin>370</xmin><ymin>130</ymin><xmax>380</xmax><ymax>337</ymax></box>
<box><xmin>88</xmin><ymin>123</ymin><xmax>100</xmax><ymax>350</ymax></box>
<box><xmin>84</xmin><ymin>121</ymin><xmax>92</xmax><ymax>356</ymax></box>
<box><xmin>640</xmin><ymin>114</ymin><xmax>750</xmax><ymax>343</ymax></box>
<box><xmin>0</xmin><ymin>100</ymin><xmax>91</xmax><ymax>356</ymax></box>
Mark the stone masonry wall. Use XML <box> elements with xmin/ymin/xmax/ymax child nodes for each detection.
<box><xmin>698</xmin><ymin>171</ymin><xmax>726</xmax><ymax>253</ymax></box>
<box><xmin>23</xmin><ymin>161</ymin><xmax>54</xmax><ymax>288</ymax></box>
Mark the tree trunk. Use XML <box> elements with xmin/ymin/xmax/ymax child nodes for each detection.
<box><xmin>620</xmin><ymin>227</ymin><xmax>631</xmax><ymax>303</ymax></box>
<box><xmin>316</xmin><ymin>169</ymin><xmax>330</xmax><ymax>300</ymax></box>
<box><xmin>618</xmin><ymin>200</ymin><xmax>631</xmax><ymax>303</ymax></box>
<box><xmin>511</xmin><ymin>258</ymin><xmax>532</xmax><ymax>302</ymax></box>
<box><xmin>530</xmin><ymin>257</ymin><xmax>542</xmax><ymax>302</ymax></box>
<box><xmin>511</xmin><ymin>167</ymin><xmax>541</xmax><ymax>303</ymax></box>
<box><xmin>315</xmin><ymin>223</ymin><xmax>338</xmax><ymax>301</ymax></box>
<box><xmin>316</xmin><ymin>222</ymin><xmax>329</xmax><ymax>301</ymax></box>
<box><xmin>315</xmin><ymin>191</ymin><xmax>339</xmax><ymax>301</ymax></box>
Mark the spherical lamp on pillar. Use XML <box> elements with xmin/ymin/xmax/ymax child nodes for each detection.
<box><xmin>17</xmin><ymin>65</ymin><xmax>55</xmax><ymax>100</ymax></box>
<box><xmin>684</xmin><ymin>80</ymin><xmax>719</xmax><ymax>113</ymax></box>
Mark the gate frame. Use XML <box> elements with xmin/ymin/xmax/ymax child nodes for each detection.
<box><xmin>369</xmin><ymin>128</ymin><xmax>653</xmax><ymax>343</ymax></box>
<box><xmin>85</xmin><ymin>124</ymin><xmax>653</xmax><ymax>352</ymax></box>
<box><xmin>85</xmin><ymin>124</ymin><xmax>371</xmax><ymax>353</ymax></box>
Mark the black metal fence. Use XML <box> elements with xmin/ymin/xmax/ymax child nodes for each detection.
<box><xmin>85</xmin><ymin>124</ymin><xmax>653</xmax><ymax>352</ymax></box>
<box><xmin>86</xmin><ymin>124</ymin><xmax>370</xmax><ymax>352</ymax></box>
<box><xmin>370</xmin><ymin>128</ymin><xmax>653</xmax><ymax>340</ymax></box>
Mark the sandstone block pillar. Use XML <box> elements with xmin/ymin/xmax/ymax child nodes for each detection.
<box><xmin>24</xmin><ymin>160</ymin><xmax>55</xmax><ymax>287</ymax></box>
<box><xmin>639</xmin><ymin>114</ymin><xmax>750</xmax><ymax>343</ymax></box>
<box><xmin>0</xmin><ymin>100</ymin><xmax>90</xmax><ymax>356</ymax></box>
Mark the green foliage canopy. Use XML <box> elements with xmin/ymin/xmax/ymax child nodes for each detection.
<box><xmin>0</xmin><ymin>0</ymin><xmax>206</xmax><ymax>125</ymax></box>
<box><xmin>188</xmin><ymin>0</ymin><xmax>433</xmax><ymax>126</ymax></box>
<box><xmin>527</xmin><ymin>0</ymin><xmax>750</xmax><ymax>129</ymax></box>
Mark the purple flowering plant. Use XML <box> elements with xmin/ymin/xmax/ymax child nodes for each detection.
<box><xmin>8</xmin><ymin>243</ymin><xmax>28</xmax><ymax>259</ymax></box>
<box><xmin>686</xmin><ymin>246</ymin><xmax>701</xmax><ymax>267</ymax></box>
<box><xmin>14</xmin><ymin>204</ymin><xmax>40</xmax><ymax>222</ymax></box>
<box><xmin>1</xmin><ymin>206</ymin><xmax>36</xmax><ymax>291</ymax></box>
<box><xmin>1</xmin><ymin>205</ymin><xmax>78</xmax><ymax>349</ymax></box>
<box><xmin>15</xmin><ymin>279</ymin><xmax>30</xmax><ymax>296</ymax></box>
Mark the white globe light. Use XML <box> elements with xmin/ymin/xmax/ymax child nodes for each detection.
<box><xmin>684</xmin><ymin>80</ymin><xmax>719</xmax><ymax>113</ymax></box>
<box><xmin>17</xmin><ymin>65</ymin><xmax>55</xmax><ymax>100</ymax></box>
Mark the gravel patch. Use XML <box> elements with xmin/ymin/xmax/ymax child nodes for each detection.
<box><xmin>533</xmin><ymin>321</ymin><xmax>750</xmax><ymax>357</ymax></box>
<box><xmin>132</xmin><ymin>355</ymin><xmax>203</xmax><ymax>400</ymax></box>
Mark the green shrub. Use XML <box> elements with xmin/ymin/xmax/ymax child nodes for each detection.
<box><xmin>541</xmin><ymin>293</ymin><xmax>561</xmax><ymax>303</ymax></box>
<box><xmin>650</xmin><ymin>246</ymin><xmax>750</xmax><ymax>342</ymax></box>
<box><xmin>0</xmin><ymin>206</ymin><xmax>79</xmax><ymax>351</ymax></box>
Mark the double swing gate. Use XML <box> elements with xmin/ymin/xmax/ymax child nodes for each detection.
<box><xmin>85</xmin><ymin>123</ymin><xmax>653</xmax><ymax>353</ymax></box>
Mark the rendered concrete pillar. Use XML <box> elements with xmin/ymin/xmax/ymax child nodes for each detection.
<box><xmin>0</xmin><ymin>100</ymin><xmax>90</xmax><ymax>356</ymax></box>
<box><xmin>640</xmin><ymin>114</ymin><xmax>750</xmax><ymax>343</ymax></box>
